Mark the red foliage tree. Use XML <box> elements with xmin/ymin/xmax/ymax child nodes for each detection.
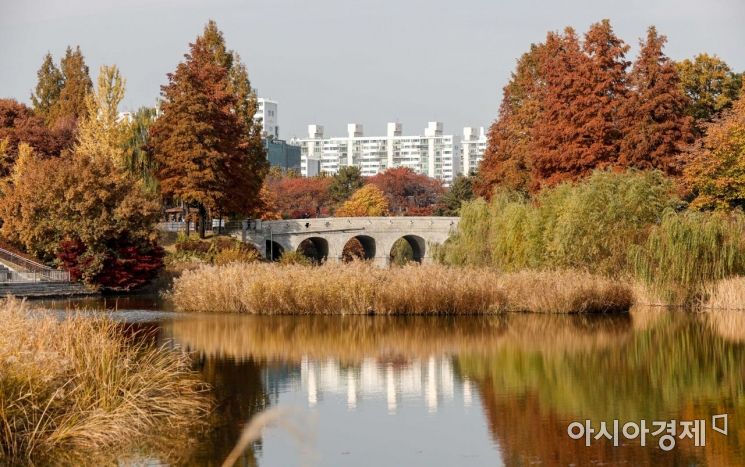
<box><xmin>532</xmin><ymin>21</ymin><xmax>630</xmax><ymax>189</ymax></box>
<box><xmin>368</xmin><ymin>167</ymin><xmax>444</xmax><ymax>215</ymax></box>
<box><xmin>0</xmin><ymin>99</ymin><xmax>70</xmax><ymax>176</ymax></box>
<box><xmin>265</xmin><ymin>175</ymin><xmax>333</xmax><ymax>218</ymax></box>
<box><xmin>619</xmin><ymin>27</ymin><xmax>693</xmax><ymax>173</ymax></box>
<box><xmin>58</xmin><ymin>236</ymin><xmax>164</xmax><ymax>291</ymax></box>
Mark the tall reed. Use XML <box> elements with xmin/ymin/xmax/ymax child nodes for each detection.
<box><xmin>0</xmin><ymin>298</ymin><xmax>211</xmax><ymax>463</ymax></box>
<box><xmin>170</xmin><ymin>262</ymin><xmax>633</xmax><ymax>314</ymax></box>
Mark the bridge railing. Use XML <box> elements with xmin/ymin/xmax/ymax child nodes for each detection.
<box><xmin>0</xmin><ymin>247</ymin><xmax>70</xmax><ymax>282</ymax></box>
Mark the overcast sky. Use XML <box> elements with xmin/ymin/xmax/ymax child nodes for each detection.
<box><xmin>1</xmin><ymin>0</ymin><xmax>744</xmax><ymax>139</ymax></box>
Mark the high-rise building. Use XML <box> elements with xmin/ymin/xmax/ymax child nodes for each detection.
<box><xmin>292</xmin><ymin>122</ymin><xmax>459</xmax><ymax>184</ymax></box>
<box><xmin>460</xmin><ymin>126</ymin><xmax>487</xmax><ymax>176</ymax></box>
<box><xmin>255</xmin><ymin>98</ymin><xmax>279</xmax><ymax>139</ymax></box>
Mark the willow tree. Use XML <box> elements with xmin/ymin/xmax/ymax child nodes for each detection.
<box><xmin>149</xmin><ymin>21</ymin><xmax>268</xmax><ymax>237</ymax></box>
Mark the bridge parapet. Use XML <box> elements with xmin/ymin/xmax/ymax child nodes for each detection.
<box><xmin>240</xmin><ymin>217</ymin><xmax>459</xmax><ymax>267</ymax></box>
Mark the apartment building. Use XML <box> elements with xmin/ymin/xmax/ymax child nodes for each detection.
<box><xmin>292</xmin><ymin>122</ymin><xmax>459</xmax><ymax>184</ymax></box>
<box><xmin>255</xmin><ymin>98</ymin><xmax>279</xmax><ymax>139</ymax></box>
<box><xmin>461</xmin><ymin>126</ymin><xmax>487</xmax><ymax>176</ymax></box>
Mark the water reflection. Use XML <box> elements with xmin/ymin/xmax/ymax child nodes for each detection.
<box><xmin>36</xmin><ymin>299</ymin><xmax>745</xmax><ymax>466</ymax></box>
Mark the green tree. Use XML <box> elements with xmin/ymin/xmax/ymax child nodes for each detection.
<box><xmin>329</xmin><ymin>166</ymin><xmax>364</xmax><ymax>204</ymax></box>
<box><xmin>75</xmin><ymin>65</ymin><xmax>127</xmax><ymax>163</ymax></box>
<box><xmin>620</xmin><ymin>27</ymin><xmax>692</xmax><ymax>174</ymax></box>
<box><xmin>30</xmin><ymin>53</ymin><xmax>63</xmax><ymax>124</ymax></box>
<box><xmin>149</xmin><ymin>21</ymin><xmax>268</xmax><ymax>238</ymax></box>
<box><xmin>51</xmin><ymin>46</ymin><xmax>93</xmax><ymax>125</ymax></box>
<box><xmin>677</xmin><ymin>54</ymin><xmax>743</xmax><ymax>129</ymax></box>
<box><xmin>122</xmin><ymin>107</ymin><xmax>159</xmax><ymax>191</ymax></box>
<box><xmin>439</xmin><ymin>175</ymin><xmax>474</xmax><ymax>216</ymax></box>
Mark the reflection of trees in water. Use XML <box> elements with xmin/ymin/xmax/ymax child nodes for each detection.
<box><xmin>188</xmin><ymin>356</ymin><xmax>270</xmax><ymax>467</ymax></box>
<box><xmin>460</xmin><ymin>311</ymin><xmax>745</xmax><ymax>466</ymax></box>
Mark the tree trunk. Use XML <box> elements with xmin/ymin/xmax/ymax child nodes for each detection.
<box><xmin>198</xmin><ymin>204</ymin><xmax>207</xmax><ymax>239</ymax></box>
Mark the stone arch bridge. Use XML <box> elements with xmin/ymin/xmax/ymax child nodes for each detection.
<box><xmin>240</xmin><ymin>217</ymin><xmax>459</xmax><ymax>267</ymax></box>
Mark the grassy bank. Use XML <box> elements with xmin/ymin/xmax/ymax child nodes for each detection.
<box><xmin>435</xmin><ymin>170</ymin><xmax>745</xmax><ymax>304</ymax></box>
<box><xmin>0</xmin><ymin>299</ymin><xmax>210</xmax><ymax>463</ymax></box>
<box><xmin>171</xmin><ymin>262</ymin><xmax>633</xmax><ymax>314</ymax></box>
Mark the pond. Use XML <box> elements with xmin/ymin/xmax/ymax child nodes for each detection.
<box><xmin>39</xmin><ymin>296</ymin><xmax>745</xmax><ymax>466</ymax></box>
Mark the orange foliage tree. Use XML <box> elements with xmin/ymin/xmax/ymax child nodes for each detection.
<box><xmin>149</xmin><ymin>21</ymin><xmax>267</xmax><ymax>237</ymax></box>
<box><xmin>335</xmin><ymin>184</ymin><xmax>389</xmax><ymax>217</ymax></box>
<box><xmin>477</xmin><ymin>20</ymin><xmax>694</xmax><ymax>196</ymax></box>
<box><xmin>368</xmin><ymin>167</ymin><xmax>444</xmax><ymax>215</ymax></box>
<box><xmin>265</xmin><ymin>174</ymin><xmax>333</xmax><ymax>218</ymax></box>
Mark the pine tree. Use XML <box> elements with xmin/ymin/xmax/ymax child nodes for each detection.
<box><xmin>620</xmin><ymin>27</ymin><xmax>692</xmax><ymax>174</ymax></box>
<box><xmin>30</xmin><ymin>53</ymin><xmax>63</xmax><ymax>124</ymax></box>
<box><xmin>149</xmin><ymin>21</ymin><xmax>268</xmax><ymax>237</ymax></box>
<box><xmin>51</xmin><ymin>46</ymin><xmax>93</xmax><ymax>125</ymax></box>
<box><xmin>329</xmin><ymin>166</ymin><xmax>364</xmax><ymax>204</ymax></box>
<box><xmin>75</xmin><ymin>65</ymin><xmax>127</xmax><ymax>163</ymax></box>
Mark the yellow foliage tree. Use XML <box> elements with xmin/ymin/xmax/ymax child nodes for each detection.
<box><xmin>335</xmin><ymin>184</ymin><xmax>389</xmax><ymax>217</ymax></box>
<box><xmin>75</xmin><ymin>65</ymin><xmax>128</xmax><ymax>164</ymax></box>
<box><xmin>684</xmin><ymin>83</ymin><xmax>745</xmax><ymax>210</ymax></box>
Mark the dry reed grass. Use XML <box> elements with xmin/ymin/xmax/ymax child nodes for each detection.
<box><xmin>0</xmin><ymin>298</ymin><xmax>211</xmax><ymax>463</ymax></box>
<box><xmin>702</xmin><ymin>277</ymin><xmax>745</xmax><ymax>310</ymax></box>
<box><xmin>170</xmin><ymin>262</ymin><xmax>634</xmax><ymax>314</ymax></box>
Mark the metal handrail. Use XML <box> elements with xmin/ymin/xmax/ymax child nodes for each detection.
<box><xmin>0</xmin><ymin>247</ymin><xmax>70</xmax><ymax>282</ymax></box>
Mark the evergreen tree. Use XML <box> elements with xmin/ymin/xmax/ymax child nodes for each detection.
<box><xmin>440</xmin><ymin>175</ymin><xmax>474</xmax><ymax>216</ymax></box>
<box><xmin>149</xmin><ymin>21</ymin><xmax>268</xmax><ymax>237</ymax></box>
<box><xmin>620</xmin><ymin>27</ymin><xmax>692</xmax><ymax>174</ymax></box>
<box><xmin>329</xmin><ymin>166</ymin><xmax>364</xmax><ymax>204</ymax></box>
<box><xmin>75</xmin><ymin>65</ymin><xmax>127</xmax><ymax>163</ymax></box>
<box><xmin>51</xmin><ymin>46</ymin><xmax>92</xmax><ymax>125</ymax></box>
<box><xmin>30</xmin><ymin>53</ymin><xmax>63</xmax><ymax>124</ymax></box>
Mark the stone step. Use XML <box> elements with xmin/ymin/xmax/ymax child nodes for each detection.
<box><xmin>0</xmin><ymin>281</ymin><xmax>96</xmax><ymax>298</ymax></box>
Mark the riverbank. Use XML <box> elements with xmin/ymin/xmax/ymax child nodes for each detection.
<box><xmin>170</xmin><ymin>262</ymin><xmax>633</xmax><ymax>314</ymax></box>
<box><xmin>0</xmin><ymin>298</ymin><xmax>210</xmax><ymax>464</ymax></box>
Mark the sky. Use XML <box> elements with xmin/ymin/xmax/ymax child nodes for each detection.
<box><xmin>1</xmin><ymin>0</ymin><xmax>744</xmax><ymax>140</ymax></box>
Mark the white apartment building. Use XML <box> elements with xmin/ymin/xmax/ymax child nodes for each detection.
<box><xmin>461</xmin><ymin>126</ymin><xmax>487</xmax><ymax>176</ymax></box>
<box><xmin>255</xmin><ymin>98</ymin><xmax>279</xmax><ymax>139</ymax></box>
<box><xmin>292</xmin><ymin>122</ymin><xmax>459</xmax><ymax>184</ymax></box>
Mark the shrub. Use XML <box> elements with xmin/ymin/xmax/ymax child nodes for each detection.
<box><xmin>213</xmin><ymin>246</ymin><xmax>261</xmax><ymax>266</ymax></box>
<box><xmin>277</xmin><ymin>250</ymin><xmax>312</xmax><ymax>266</ymax></box>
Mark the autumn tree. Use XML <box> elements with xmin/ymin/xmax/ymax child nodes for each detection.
<box><xmin>50</xmin><ymin>46</ymin><xmax>92</xmax><ymax>125</ymax></box>
<box><xmin>0</xmin><ymin>152</ymin><xmax>163</xmax><ymax>289</ymax></box>
<box><xmin>149</xmin><ymin>21</ymin><xmax>268</xmax><ymax>237</ymax></box>
<box><xmin>368</xmin><ymin>167</ymin><xmax>444</xmax><ymax>215</ymax></box>
<box><xmin>532</xmin><ymin>21</ymin><xmax>630</xmax><ymax>188</ymax></box>
<box><xmin>475</xmin><ymin>43</ymin><xmax>548</xmax><ymax>197</ymax></box>
<box><xmin>335</xmin><ymin>184</ymin><xmax>389</xmax><ymax>217</ymax></box>
<box><xmin>30</xmin><ymin>53</ymin><xmax>63</xmax><ymax>124</ymax></box>
<box><xmin>329</xmin><ymin>165</ymin><xmax>365</xmax><ymax>204</ymax></box>
<box><xmin>75</xmin><ymin>65</ymin><xmax>127</xmax><ymax>163</ymax></box>
<box><xmin>684</xmin><ymin>83</ymin><xmax>745</xmax><ymax>210</ymax></box>
<box><xmin>677</xmin><ymin>54</ymin><xmax>743</xmax><ymax>129</ymax></box>
<box><xmin>0</xmin><ymin>99</ymin><xmax>68</xmax><ymax>176</ymax></box>
<box><xmin>619</xmin><ymin>27</ymin><xmax>692</xmax><ymax>174</ymax></box>
<box><xmin>265</xmin><ymin>174</ymin><xmax>333</xmax><ymax>218</ymax></box>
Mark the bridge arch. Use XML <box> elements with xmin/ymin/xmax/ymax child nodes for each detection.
<box><xmin>390</xmin><ymin>235</ymin><xmax>426</xmax><ymax>264</ymax></box>
<box><xmin>297</xmin><ymin>237</ymin><xmax>329</xmax><ymax>264</ymax></box>
<box><xmin>342</xmin><ymin>235</ymin><xmax>376</xmax><ymax>262</ymax></box>
<box><xmin>265</xmin><ymin>240</ymin><xmax>284</xmax><ymax>261</ymax></box>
